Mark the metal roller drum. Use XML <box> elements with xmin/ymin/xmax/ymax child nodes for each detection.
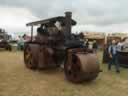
<box><xmin>64</xmin><ymin>49</ymin><xmax>101</xmax><ymax>83</ymax></box>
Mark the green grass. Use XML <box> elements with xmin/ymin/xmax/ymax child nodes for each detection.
<box><xmin>0</xmin><ymin>51</ymin><xmax>128</xmax><ymax>96</ymax></box>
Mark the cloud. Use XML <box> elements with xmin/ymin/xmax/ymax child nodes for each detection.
<box><xmin>0</xmin><ymin>0</ymin><xmax>128</xmax><ymax>32</ymax></box>
<box><xmin>73</xmin><ymin>23</ymin><xmax>128</xmax><ymax>33</ymax></box>
<box><xmin>0</xmin><ymin>6</ymin><xmax>38</xmax><ymax>32</ymax></box>
<box><xmin>0</xmin><ymin>0</ymin><xmax>127</xmax><ymax>24</ymax></box>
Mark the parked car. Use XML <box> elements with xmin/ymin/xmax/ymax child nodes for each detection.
<box><xmin>0</xmin><ymin>39</ymin><xmax>12</xmax><ymax>51</ymax></box>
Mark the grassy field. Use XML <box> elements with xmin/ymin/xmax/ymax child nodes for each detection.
<box><xmin>0</xmin><ymin>51</ymin><xmax>128</xmax><ymax>96</ymax></box>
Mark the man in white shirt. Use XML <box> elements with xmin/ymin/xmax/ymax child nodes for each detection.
<box><xmin>117</xmin><ymin>39</ymin><xmax>124</xmax><ymax>52</ymax></box>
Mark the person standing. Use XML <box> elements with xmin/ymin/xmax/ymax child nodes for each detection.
<box><xmin>85</xmin><ymin>39</ymin><xmax>89</xmax><ymax>49</ymax></box>
<box><xmin>36</xmin><ymin>24</ymin><xmax>49</xmax><ymax>43</ymax></box>
<box><xmin>37</xmin><ymin>24</ymin><xmax>48</xmax><ymax>35</ymax></box>
<box><xmin>93</xmin><ymin>40</ymin><xmax>98</xmax><ymax>53</ymax></box>
<box><xmin>17</xmin><ymin>36</ymin><xmax>24</xmax><ymax>50</ymax></box>
<box><xmin>117</xmin><ymin>39</ymin><xmax>124</xmax><ymax>52</ymax></box>
<box><xmin>108</xmin><ymin>40</ymin><xmax>120</xmax><ymax>73</ymax></box>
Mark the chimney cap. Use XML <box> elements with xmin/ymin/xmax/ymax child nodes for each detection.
<box><xmin>65</xmin><ymin>11</ymin><xmax>72</xmax><ymax>15</ymax></box>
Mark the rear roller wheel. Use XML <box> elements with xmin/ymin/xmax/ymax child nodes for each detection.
<box><xmin>24</xmin><ymin>44</ymin><xmax>37</xmax><ymax>69</ymax></box>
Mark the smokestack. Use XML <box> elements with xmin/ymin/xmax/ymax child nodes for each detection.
<box><xmin>65</xmin><ymin>11</ymin><xmax>72</xmax><ymax>40</ymax></box>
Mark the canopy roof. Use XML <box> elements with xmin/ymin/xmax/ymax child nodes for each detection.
<box><xmin>26</xmin><ymin>16</ymin><xmax>77</xmax><ymax>27</ymax></box>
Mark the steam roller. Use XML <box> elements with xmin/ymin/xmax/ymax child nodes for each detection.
<box><xmin>24</xmin><ymin>11</ymin><xmax>101</xmax><ymax>83</ymax></box>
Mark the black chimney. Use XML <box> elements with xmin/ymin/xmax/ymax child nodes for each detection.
<box><xmin>65</xmin><ymin>11</ymin><xmax>72</xmax><ymax>40</ymax></box>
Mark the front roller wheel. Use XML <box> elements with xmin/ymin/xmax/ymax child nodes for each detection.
<box><xmin>64</xmin><ymin>49</ymin><xmax>100</xmax><ymax>83</ymax></box>
<box><xmin>64</xmin><ymin>52</ymin><xmax>85</xmax><ymax>83</ymax></box>
<box><xmin>24</xmin><ymin>44</ymin><xmax>37</xmax><ymax>69</ymax></box>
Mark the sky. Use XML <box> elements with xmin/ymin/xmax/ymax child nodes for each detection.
<box><xmin>0</xmin><ymin>0</ymin><xmax>128</xmax><ymax>33</ymax></box>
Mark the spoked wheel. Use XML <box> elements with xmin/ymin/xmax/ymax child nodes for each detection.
<box><xmin>24</xmin><ymin>44</ymin><xmax>37</xmax><ymax>69</ymax></box>
<box><xmin>64</xmin><ymin>52</ymin><xmax>85</xmax><ymax>83</ymax></box>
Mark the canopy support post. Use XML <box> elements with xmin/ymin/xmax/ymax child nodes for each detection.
<box><xmin>31</xmin><ymin>26</ymin><xmax>33</xmax><ymax>42</ymax></box>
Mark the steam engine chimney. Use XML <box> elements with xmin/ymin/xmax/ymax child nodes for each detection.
<box><xmin>65</xmin><ymin>11</ymin><xmax>72</xmax><ymax>40</ymax></box>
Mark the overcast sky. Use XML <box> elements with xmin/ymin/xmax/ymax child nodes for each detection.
<box><xmin>0</xmin><ymin>0</ymin><xmax>128</xmax><ymax>33</ymax></box>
